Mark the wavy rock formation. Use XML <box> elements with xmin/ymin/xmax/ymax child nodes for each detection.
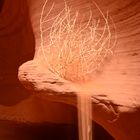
<box><xmin>0</xmin><ymin>0</ymin><xmax>140</xmax><ymax>140</ymax></box>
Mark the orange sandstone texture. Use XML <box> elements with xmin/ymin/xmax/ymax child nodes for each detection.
<box><xmin>0</xmin><ymin>0</ymin><xmax>140</xmax><ymax>140</ymax></box>
<box><xmin>19</xmin><ymin>0</ymin><xmax>140</xmax><ymax>139</ymax></box>
<box><xmin>0</xmin><ymin>0</ymin><xmax>79</xmax><ymax>125</ymax></box>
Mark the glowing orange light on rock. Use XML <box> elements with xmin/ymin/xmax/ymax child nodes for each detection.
<box><xmin>39</xmin><ymin>1</ymin><xmax>117</xmax><ymax>140</ymax></box>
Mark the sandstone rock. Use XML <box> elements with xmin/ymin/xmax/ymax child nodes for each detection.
<box><xmin>0</xmin><ymin>0</ymin><xmax>140</xmax><ymax>140</ymax></box>
<box><xmin>18</xmin><ymin>0</ymin><xmax>140</xmax><ymax>139</ymax></box>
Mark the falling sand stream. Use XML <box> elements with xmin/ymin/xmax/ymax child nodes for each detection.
<box><xmin>77</xmin><ymin>91</ymin><xmax>92</xmax><ymax>140</ymax></box>
<box><xmin>39</xmin><ymin>0</ymin><xmax>116</xmax><ymax>140</ymax></box>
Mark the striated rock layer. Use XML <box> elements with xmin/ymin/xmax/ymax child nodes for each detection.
<box><xmin>0</xmin><ymin>0</ymin><xmax>140</xmax><ymax>140</ymax></box>
<box><xmin>19</xmin><ymin>0</ymin><xmax>140</xmax><ymax>139</ymax></box>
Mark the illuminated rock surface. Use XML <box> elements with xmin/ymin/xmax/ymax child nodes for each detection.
<box><xmin>0</xmin><ymin>0</ymin><xmax>140</xmax><ymax>140</ymax></box>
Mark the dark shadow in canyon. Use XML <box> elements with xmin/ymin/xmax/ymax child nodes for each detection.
<box><xmin>0</xmin><ymin>0</ymin><xmax>4</xmax><ymax>12</ymax></box>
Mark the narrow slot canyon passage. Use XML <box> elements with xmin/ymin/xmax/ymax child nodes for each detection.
<box><xmin>0</xmin><ymin>0</ymin><xmax>140</xmax><ymax>140</ymax></box>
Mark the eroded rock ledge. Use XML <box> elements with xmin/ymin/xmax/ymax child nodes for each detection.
<box><xmin>18</xmin><ymin>60</ymin><xmax>140</xmax><ymax>140</ymax></box>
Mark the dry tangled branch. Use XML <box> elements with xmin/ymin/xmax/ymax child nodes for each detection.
<box><xmin>39</xmin><ymin>0</ymin><xmax>116</xmax><ymax>83</ymax></box>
